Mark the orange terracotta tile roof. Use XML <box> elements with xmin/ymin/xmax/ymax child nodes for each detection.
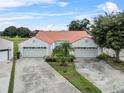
<box><xmin>36</xmin><ymin>31</ymin><xmax>91</xmax><ymax>44</ymax></box>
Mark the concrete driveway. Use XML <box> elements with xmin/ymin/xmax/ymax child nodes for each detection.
<box><xmin>75</xmin><ymin>58</ymin><xmax>124</xmax><ymax>93</ymax></box>
<box><xmin>14</xmin><ymin>58</ymin><xmax>81</xmax><ymax>93</ymax></box>
<box><xmin>0</xmin><ymin>62</ymin><xmax>12</xmax><ymax>93</ymax></box>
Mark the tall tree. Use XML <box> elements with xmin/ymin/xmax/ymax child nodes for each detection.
<box><xmin>2</xmin><ymin>26</ymin><xmax>17</xmax><ymax>37</ymax></box>
<box><xmin>92</xmin><ymin>13</ymin><xmax>124</xmax><ymax>62</ymax></box>
<box><xmin>80</xmin><ymin>18</ymin><xmax>90</xmax><ymax>30</ymax></box>
<box><xmin>68</xmin><ymin>20</ymin><xmax>81</xmax><ymax>31</ymax></box>
<box><xmin>68</xmin><ymin>18</ymin><xmax>91</xmax><ymax>31</ymax></box>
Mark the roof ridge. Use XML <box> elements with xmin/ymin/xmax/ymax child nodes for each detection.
<box><xmin>38</xmin><ymin>30</ymin><xmax>86</xmax><ymax>32</ymax></box>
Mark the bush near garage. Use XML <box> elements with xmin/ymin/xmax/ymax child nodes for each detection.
<box><xmin>45</xmin><ymin>56</ymin><xmax>57</xmax><ymax>62</ymax></box>
<box><xmin>45</xmin><ymin>55</ymin><xmax>75</xmax><ymax>63</ymax></box>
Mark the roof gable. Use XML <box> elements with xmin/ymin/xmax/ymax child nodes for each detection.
<box><xmin>36</xmin><ymin>31</ymin><xmax>91</xmax><ymax>44</ymax></box>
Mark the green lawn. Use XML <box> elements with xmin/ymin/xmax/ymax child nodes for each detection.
<box><xmin>8</xmin><ymin>61</ymin><xmax>16</xmax><ymax>93</ymax></box>
<box><xmin>98</xmin><ymin>54</ymin><xmax>124</xmax><ymax>72</ymax></box>
<box><xmin>2</xmin><ymin>36</ymin><xmax>28</xmax><ymax>59</ymax></box>
<box><xmin>48</xmin><ymin>62</ymin><xmax>102</xmax><ymax>93</ymax></box>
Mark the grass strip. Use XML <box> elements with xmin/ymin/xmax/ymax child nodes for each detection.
<box><xmin>8</xmin><ymin>61</ymin><xmax>16</xmax><ymax>93</ymax></box>
<box><xmin>98</xmin><ymin>54</ymin><xmax>124</xmax><ymax>72</ymax></box>
<box><xmin>48</xmin><ymin>62</ymin><xmax>102</xmax><ymax>93</ymax></box>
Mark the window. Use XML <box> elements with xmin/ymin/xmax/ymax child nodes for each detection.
<box><xmin>23</xmin><ymin>47</ymin><xmax>46</xmax><ymax>49</ymax></box>
<box><xmin>74</xmin><ymin>47</ymin><xmax>98</xmax><ymax>49</ymax></box>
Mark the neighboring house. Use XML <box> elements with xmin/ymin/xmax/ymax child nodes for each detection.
<box><xmin>19</xmin><ymin>31</ymin><xmax>101</xmax><ymax>58</ymax></box>
<box><xmin>0</xmin><ymin>38</ymin><xmax>13</xmax><ymax>62</ymax></box>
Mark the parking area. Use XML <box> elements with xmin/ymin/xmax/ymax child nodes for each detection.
<box><xmin>0</xmin><ymin>62</ymin><xmax>12</xmax><ymax>93</ymax></box>
<box><xmin>75</xmin><ymin>58</ymin><xmax>124</xmax><ymax>93</ymax></box>
<box><xmin>14</xmin><ymin>58</ymin><xmax>81</xmax><ymax>93</ymax></box>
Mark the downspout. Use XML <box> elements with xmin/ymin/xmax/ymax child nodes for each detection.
<box><xmin>8</xmin><ymin>49</ymin><xmax>9</xmax><ymax>60</ymax></box>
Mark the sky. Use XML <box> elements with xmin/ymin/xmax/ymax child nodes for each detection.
<box><xmin>0</xmin><ymin>0</ymin><xmax>123</xmax><ymax>31</ymax></box>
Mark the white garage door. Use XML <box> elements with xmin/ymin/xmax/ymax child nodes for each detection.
<box><xmin>22</xmin><ymin>47</ymin><xmax>46</xmax><ymax>58</ymax></box>
<box><xmin>0</xmin><ymin>50</ymin><xmax>8</xmax><ymax>61</ymax></box>
<box><xmin>74</xmin><ymin>47</ymin><xmax>98</xmax><ymax>57</ymax></box>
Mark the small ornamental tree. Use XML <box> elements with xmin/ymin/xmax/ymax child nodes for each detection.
<box><xmin>92</xmin><ymin>13</ymin><xmax>124</xmax><ymax>62</ymax></box>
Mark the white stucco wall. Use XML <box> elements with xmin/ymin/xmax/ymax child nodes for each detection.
<box><xmin>0</xmin><ymin>38</ymin><xmax>13</xmax><ymax>60</ymax></box>
<box><xmin>19</xmin><ymin>37</ymin><xmax>101</xmax><ymax>57</ymax></box>
<box><xmin>103</xmin><ymin>48</ymin><xmax>124</xmax><ymax>57</ymax></box>
<box><xmin>51</xmin><ymin>38</ymin><xmax>99</xmax><ymax>49</ymax></box>
<box><xmin>19</xmin><ymin>37</ymin><xmax>51</xmax><ymax>57</ymax></box>
<box><xmin>72</xmin><ymin>37</ymin><xmax>98</xmax><ymax>47</ymax></box>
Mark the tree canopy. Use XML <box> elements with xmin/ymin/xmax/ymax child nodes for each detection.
<box><xmin>2</xmin><ymin>26</ymin><xmax>31</xmax><ymax>37</ymax></box>
<box><xmin>2</xmin><ymin>26</ymin><xmax>17</xmax><ymax>37</ymax></box>
<box><xmin>92</xmin><ymin>12</ymin><xmax>124</xmax><ymax>62</ymax></box>
<box><xmin>17</xmin><ymin>27</ymin><xmax>31</xmax><ymax>37</ymax></box>
<box><xmin>68</xmin><ymin>18</ymin><xmax>91</xmax><ymax>31</ymax></box>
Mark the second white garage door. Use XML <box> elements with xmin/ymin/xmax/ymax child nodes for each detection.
<box><xmin>22</xmin><ymin>47</ymin><xmax>46</xmax><ymax>58</ymax></box>
<box><xmin>74</xmin><ymin>47</ymin><xmax>98</xmax><ymax>57</ymax></box>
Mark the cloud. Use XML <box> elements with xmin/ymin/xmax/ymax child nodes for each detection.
<box><xmin>0</xmin><ymin>21</ymin><xmax>18</xmax><ymax>31</ymax></box>
<box><xmin>0</xmin><ymin>13</ymin><xmax>41</xmax><ymax>21</ymax></box>
<box><xmin>74</xmin><ymin>13</ymin><xmax>103</xmax><ymax>19</ymax></box>
<box><xmin>74</xmin><ymin>12</ymin><xmax>103</xmax><ymax>24</ymax></box>
<box><xmin>97</xmin><ymin>2</ymin><xmax>121</xmax><ymax>13</ymax></box>
<box><xmin>0</xmin><ymin>0</ymin><xmax>68</xmax><ymax>8</ymax></box>
<box><xmin>34</xmin><ymin>24</ymin><xmax>67</xmax><ymax>31</ymax></box>
<box><xmin>0</xmin><ymin>0</ymin><xmax>55</xmax><ymax>8</ymax></box>
<box><xmin>0</xmin><ymin>12</ymin><xmax>73</xmax><ymax>21</ymax></box>
<box><xmin>74</xmin><ymin>2</ymin><xmax>121</xmax><ymax>23</ymax></box>
<box><xmin>58</xmin><ymin>2</ymin><xmax>68</xmax><ymax>7</ymax></box>
<box><xmin>40</xmin><ymin>12</ymin><xmax>73</xmax><ymax>16</ymax></box>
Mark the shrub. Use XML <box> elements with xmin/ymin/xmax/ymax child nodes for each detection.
<box><xmin>69</xmin><ymin>55</ymin><xmax>76</xmax><ymax>62</ymax></box>
<box><xmin>16</xmin><ymin>52</ymin><xmax>20</xmax><ymax>59</ymax></box>
<box><xmin>52</xmin><ymin>42</ymin><xmax>75</xmax><ymax>66</ymax></box>
<box><xmin>97</xmin><ymin>53</ymin><xmax>107</xmax><ymax>60</ymax></box>
<box><xmin>82</xmin><ymin>87</ymin><xmax>92</xmax><ymax>93</ymax></box>
<box><xmin>97</xmin><ymin>53</ymin><xmax>114</xmax><ymax>63</ymax></box>
<box><xmin>45</xmin><ymin>56</ymin><xmax>57</xmax><ymax>62</ymax></box>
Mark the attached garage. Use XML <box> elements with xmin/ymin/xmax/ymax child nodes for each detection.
<box><xmin>72</xmin><ymin>37</ymin><xmax>100</xmax><ymax>58</ymax></box>
<box><xmin>74</xmin><ymin>47</ymin><xmax>98</xmax><ymax>57</ymax></box>
<box><xmin>19</xmin><ymin>37</ymin><xmax>50</xmax><ymax>58</ymax></box>
<box><xmin>22</xmin><ymin>47</ymin><xmax>46</xmax><ymax>58</ymax></box>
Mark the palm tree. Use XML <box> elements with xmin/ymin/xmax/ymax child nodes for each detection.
<box><xmin>52</xmin><ymin>42</ymin><xmax>74</xmax><ymax>66</ymax></box>
<box><xmin>61</xmin><ymin>42</ymin><xmax>73</xmax><ymax>56</ymax></box>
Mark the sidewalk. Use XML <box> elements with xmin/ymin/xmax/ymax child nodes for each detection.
<box><xmin>0</xmin><ymin>62</ymin><xmax>12</xmax><ymax>93</ymax></box>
